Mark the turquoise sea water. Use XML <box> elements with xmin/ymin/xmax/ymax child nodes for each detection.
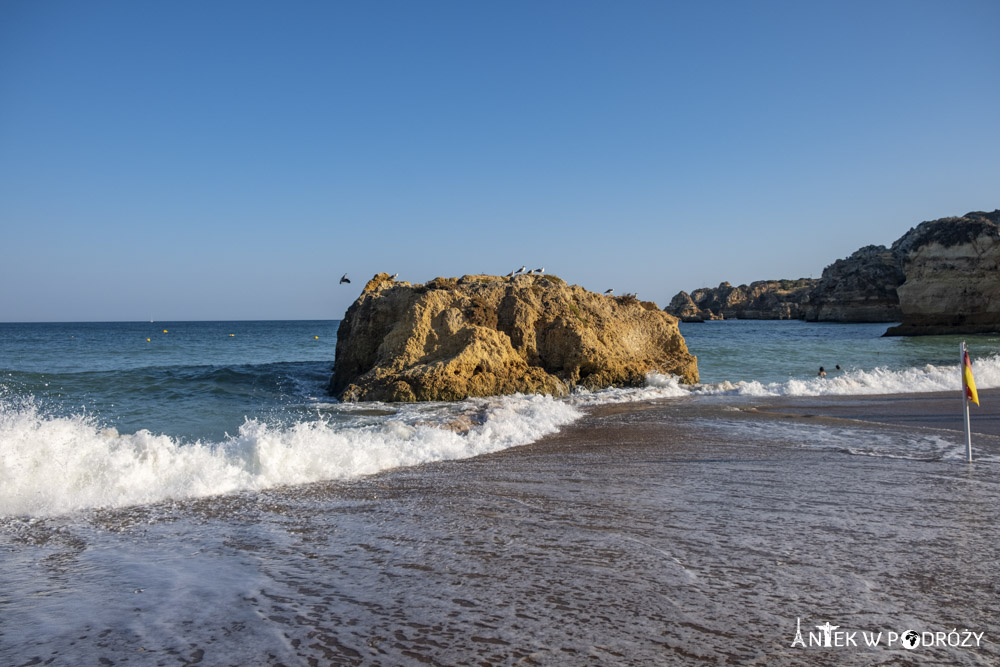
<box><xmin>680</xmin><ymin>319</ymin><xmax>1000</xmax><ymax>385</ymax></box>
<box><xmin>1</xmin><ymin>320</ymin><xmax>338</xmax><ymax>442</ymax></box>
<box><xmin>2</xmin><ymin>318</ymin><xmax>999</xmax><ymax>518</ymax></box>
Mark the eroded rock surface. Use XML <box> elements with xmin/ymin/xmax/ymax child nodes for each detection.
<box><xmin>804</xmin><ymin>245</ymin><xmax>904</xmax><ymax>322</ymax></box>
<box><xmin>331</xmin><ymin>273</ymin><xmax>698</xmax><ymax>402</ymax></box>
<box><xmin>666</xmin><ymin>280</ymin><xmax>817</xmax><ymax>321</ymax></box>
<box><xmin>885</xmin><ymin>210</ymin><xmax>1000</xmax><ymax>336</ymax></box>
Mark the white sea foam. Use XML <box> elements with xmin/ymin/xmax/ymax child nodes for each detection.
<box><xmin>569</xmin><ymin>373</ymin><xmax>691</xmax><ymax>405</ymax></box>
<box><xmin>636</xmin><ymin>353</ymin><xmax>1000</xmax><ymax>400</ymax></box>
<box><xmin>5</xmin><ymin>355</ymin><xmax>998</xmax><ymax>517</ymax></box>
<box><xmin>701</xmin><ymin>418</ymin><xmax>1000</xmax><ymax>463</ymax></box>
<box><xmin>522</xmin><ymin>354</ymin><xmax>1000</xmax><ymax>410</ymax></box>
<box><xmin>0</xmin><ymin>394</ymin><xmax>581</xmax><ymax>517</ymax></box>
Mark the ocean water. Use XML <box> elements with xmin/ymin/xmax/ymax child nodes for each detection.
<box><xmin>3</xmin><ymin>319</ymin><xmax>1000</xmax><ymax>664</ymax></box>
<box><xmin>2</xmin><ymin>319</ymin><xmax>999</xmax><ymax>518</ymax></box>
<box><xmin>682</xmin><ymin>319</ymin><xmax>1000</xmax><ymax>386</ymax></box>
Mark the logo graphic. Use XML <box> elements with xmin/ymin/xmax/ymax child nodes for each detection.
<box><xmin>790</xmin><ymin>618</ymin><xmax>985</xmax><ymax>651</ymax></box>
<box><xmin>816</xmin><ymin>622</ymin><xmax>840</xmax><ymax>647</ymax></box>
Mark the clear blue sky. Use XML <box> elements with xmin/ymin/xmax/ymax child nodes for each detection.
<box><xmin>2</xmin><ymin>0</ymin><xmax>998</xmax><ymax>322</ymax></box>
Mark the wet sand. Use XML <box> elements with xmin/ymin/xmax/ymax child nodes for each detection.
<box><xmin>3</xmin><ymin>394</ymin><xmax>999</xmax><ymax>665</ymax></box>
<box><xmin>747</xmin><ymin>387</ymin><xmax>1000</xmax><ymax>439</ymax></box>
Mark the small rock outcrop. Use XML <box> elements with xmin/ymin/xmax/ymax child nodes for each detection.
<box><xmin>804</xmin><ymin>245</ymin><xmax>904</xmax><ymax>322</ymax></box>
<box><xmin>884</xmin><ymin>211</ymin><xmax>1000</xmax><ymax>336</ymax></box>
<box><xmin>666</xmin><ymin>291</ymin><xmax>705</xmax><ymax>322</ymax></box>
<box><xmin>665</xmin><ymin>279</ymin><xmax>818</xmax><ymax>321</ymax></box>
<box><xmin>331</xmin><ymin>273</ymin><xmax>698</xmax><ymax>402</ymax></box>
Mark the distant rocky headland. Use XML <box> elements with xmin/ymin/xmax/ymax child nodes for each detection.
<box><xmin>331</xmin><ymin>272</ymin><xmax>698</xmax><ymax>402</ymax></box>
<box><xmin>666</xmin><ymin>210</ymin><xmax>1000</xmax><ymax>336</ymax></box>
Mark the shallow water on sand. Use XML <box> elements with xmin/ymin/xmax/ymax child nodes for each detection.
<box><xmin>3</xmin><ymin>400</ymin><xmax>998</xmax><ymax>665</ymax></box>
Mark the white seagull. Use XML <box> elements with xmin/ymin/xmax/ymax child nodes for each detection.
<box><xmin>516</xmin><ymin>266</ymin><xmax>527</xmax><ymax>274</ymax></box>
<box><xmin>603</xmin><ymin>288</ymin><xmax>614</xmax><ymax>295</ymax></box>
<box><xmin>391</xmin><ymin>273</ymin><xmax>398</xmax><ymax>280</ymax></box>
<box><xmin>340</xmin><ymin>273</ymin><xmax>351</xmax><ymax>284</ymax></box>
<box><xmin>533</xmin><ymin>267</ymin><xmax>545</xmax><ymax>274</ymax></box>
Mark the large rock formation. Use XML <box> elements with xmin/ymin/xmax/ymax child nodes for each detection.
<box><xmin>666</xmin><ymin>279</ymin><xmax>818</xmax><ymax>321</ymax></box>
<box><xmin>331</xmin><ymin>273</ymin><xmax>699</xmax><ymax>402</ymax></box>
<box><xmin>884</xmin><ymin>211</ymin><xmax>1000</xmax><ymax>336</ymax></box>
<box><xmin>804</xmin><ymin>245</ymin><xmax>904</xmax><ymax>322</ymax></box>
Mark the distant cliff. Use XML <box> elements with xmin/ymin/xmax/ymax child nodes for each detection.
<box><xmin>667</xmin><ymin>279</ymin><xmax>817</xmax><ymax>322</ymax></box>
<box><xmin>666</xmin><ymin>210</ymin><xmax>999</xmax><ymax>335</ymax></box>
<box><xmin>804</xmin><ymin>245</ymin><xmax>904</xmax><ymax>322</ymax></box>
<box><xmin>885</xmin><ymin>210</ymin><xmax>1000</xmax><ymax>336</ymax></box>
<box><xmin>331</xmin><ymin>272</ymin><xmax>698</xmax><ymax>402</ymax></box>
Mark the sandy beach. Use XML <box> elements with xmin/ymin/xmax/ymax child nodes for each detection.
<box><xmin>4</xmin><ymin>389</ymin><xmax>999</xmax><ymax>665</ymax></box>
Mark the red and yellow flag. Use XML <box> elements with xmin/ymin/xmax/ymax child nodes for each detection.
<box><xmin>964</xmin><ymin>349</ymin><xmax>980</xmax><ymax>406</ymax></box>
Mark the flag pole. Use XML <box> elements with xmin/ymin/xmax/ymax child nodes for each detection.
<box><xmin>962</xmin><ymin>341</ymin><xmax>973</xmax><ymax>463</ymax></box>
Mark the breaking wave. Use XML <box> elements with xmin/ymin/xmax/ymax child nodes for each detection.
<box><xmin>5</xmin><ymin>354</ymin><xmax>998</xmax><ymax>517</ymax></box>
<box><xmin>0</xmin><ymin>393</ymin><xmax>581</xmax><ymax>517</ymax></box>
<box><xmin>638</xmin><ymin>353</ymin><xmax>1000</xmax><ymax>399</ymax></box>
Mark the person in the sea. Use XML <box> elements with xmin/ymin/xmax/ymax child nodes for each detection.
<box><xmin>818</xmin><ymin>366</ymin><xmax>827</xmax><ymax>377</ymax></box>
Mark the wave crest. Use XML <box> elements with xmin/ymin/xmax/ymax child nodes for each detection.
<box><xmin>639</xmin><ymin>353</ymin><xmax>1000</xmax><ymax>399</ymax></box>
<box><xmin>0</xmin><ymin>394</ymin><xmax>580</xmax><ymax>517</ymax></box>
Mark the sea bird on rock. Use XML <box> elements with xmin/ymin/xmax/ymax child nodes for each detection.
<box><xmin>533</xmin><ymin>267</ymin><xmax>545</xmax><ymax>274</ymax></box>
<box><xmin>516</xmin><ymin>266</ymin><xmax>527</xmax><ymax>274</ymax></box>
<box><xmin>604</xmin><ymin>288</ymin><xmax>614</xmax><ymax>295</ymax></box>
<box><xmin>340</xmin><ymin>273</ymin><xmax>351</xmax><ymax>284</ymax></box>
<box><xmin>391</xmin><ymin>273</ymin><xmax>398</xmax><ymax>280</ymax></box>
<box><xmin>506</xmin><ymin>270</ymin><xmax>515</xmax><ymax>278</ymax></box>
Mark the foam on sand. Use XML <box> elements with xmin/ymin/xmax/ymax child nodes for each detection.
<box><xmin>700</xmin><ymin>417</ymin><xmax>1000</xmax><ymax>463</ymax></box>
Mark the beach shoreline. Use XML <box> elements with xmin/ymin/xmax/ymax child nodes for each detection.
<box><xmin>745</xmin><ymin>387</ymin><xmax>1000</xmax><ymax>439</ymax></box>
<box><xmin>3</xmin><ymin>389</ymin><xmax>999</xmax><ymax>665</ymax></box>
<box><xmin>495</xmin><ymin>387</ymin><xmax>1000</xmax><ymax>461</ymax></box>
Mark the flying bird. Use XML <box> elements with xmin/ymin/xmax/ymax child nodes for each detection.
<box><xmin>340</xmin><ymin>273</ymin><xmax>351</xmax><ymax>284</ymax></box>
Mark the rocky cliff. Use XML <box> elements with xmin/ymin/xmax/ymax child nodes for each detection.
<box><xmin>667</xmin><ymin>247</ymin><xmax>905</xmax><ymax>323</ymax></box>
<box><xmin>804</xmin><ymin>245</ymin><xmax>904</xmax><ymax>322</ymax></box>
<box><xmin>666</xmin><ymin>209</ymin><xmax>999</xmax><ymax>334</ymax></box>
<box><xmin>331</xmin><ymin>273</ymin><xmax>699</xmax><ymax>402</ymax></box>
<box><xmin>884</xmin><ymin>210</ymin><xmax>1000</xmax><ymax>336</ymax></box>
